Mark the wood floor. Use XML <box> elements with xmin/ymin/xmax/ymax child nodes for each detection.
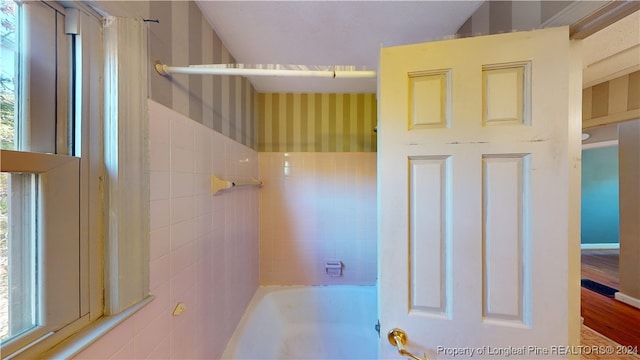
<box><xmin>581</xmin><ymin>326</ymin><xmax>640</xmax><ymax>360</ymax></box>
<box><xmin>581</xmin><ymin>249</ymin><xmax>640</xmax><ymax>350</ymax></box>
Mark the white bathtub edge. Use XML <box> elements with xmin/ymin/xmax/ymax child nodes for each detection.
<box><xmin>220</xmin><ymin>286</ymin><xmax>302</xmax><ymax>359</ymax></box>
<box><xmin>220</xmin><ymin>285</ymin><xmax>378</xmax><ymax>359</ymax></box>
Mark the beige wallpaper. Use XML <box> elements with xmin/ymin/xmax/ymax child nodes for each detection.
<box><xmin>456</xmin><ymin>1</ymin><xmax>609</xmax><ymax>37</ymax></box>
<box><xmin>99</xmin><ymin>1</ymin><xmax>257</xmax><ymax>149</ymax></box>
<box><xmin>583</xmin><ymin>70</ymin><xmax>640</xmax><ymax>128</ymax></box>
<box><xmin>148</xmin><ymin>1</ymin><xmax>257</xmax><ymax>149</ymax></box>
<box><xmin>257</xmin><ymin>93</ymin><xmax>377</xmax><ymax>152</ymax></box>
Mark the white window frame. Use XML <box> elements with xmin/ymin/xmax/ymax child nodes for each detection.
<box><xmin>1</xmin><ymin>1</ymin><xmax>151</xmax><ymax>358</ymax></box>
<box><xmin>0</xmin><ymin>1</ymin><xmax>87</xmax><ymax>355</ymax></box>
<box><xmin>1</xmin><ymin>151</ymin><xmax>82</xmax><ymax>356</ymax></box>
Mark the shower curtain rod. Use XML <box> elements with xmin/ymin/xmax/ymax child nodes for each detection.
<box><xmin>154</xmin><ymin>63</ymin><xmax>377</xmax><ymax>79</ymax></box>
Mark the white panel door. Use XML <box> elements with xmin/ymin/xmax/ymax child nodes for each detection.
<box><xmin>378</xmin><ymin>27</ymin><xmax>582</xmax><ymax>359</ymax></box>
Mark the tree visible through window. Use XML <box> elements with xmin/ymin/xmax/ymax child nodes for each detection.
<box><xmin>0</xmin><ymin>0</ymin><xmax>16</xmax><ymax>150</ymax></box>
<box><xmin>0</xmin><ymin>1</ymin><xmax>150</xmax><ymax>355</ymax></box>
<box><xmin>0</xmin><ymin>0</ymin><xmax>17</xmax><ymax>342</ymax></box>
<box><xmin>0</xmin><ymin>0</ymin><xmax>154</xmax><ymax>354</ymax></box>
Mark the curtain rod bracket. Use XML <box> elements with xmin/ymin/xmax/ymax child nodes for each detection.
<box><xmin>154</xmin><ymin>61</ymin><xmax>170</xmax><ymax>77</ymax></box>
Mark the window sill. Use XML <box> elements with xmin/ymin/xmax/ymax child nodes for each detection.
<box><xmin>34</xmin><ymin>296</ymin><xmax>154</xmax><ymax>359</ymax></box>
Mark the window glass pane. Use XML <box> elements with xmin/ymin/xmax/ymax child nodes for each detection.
<box><xmin>0</xmin><ymin>172</ymin><xmax>38</xmax><ymax>343</ymax></box>
<box><xmin>0</xmin><ymin>0</ymin><xmax>18</xmax><ymax>150</ymax></box>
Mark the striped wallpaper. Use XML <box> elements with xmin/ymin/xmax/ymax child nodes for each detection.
<box><xmin>455</xmin><ymin>1</ymin><xmax>639</xmax><ymax>130</ymax></box>
<box><xmin>583</xmin><ymin>70</ymin><xmax>640</xmax><ymax>128</ymax></box>
<box><xmin>115</xmin><ymin>0</ymin><xmax>634</xmax><ymax>150</ymax></box>
<box><xmin>456</xmin><ymin>1</ymin><xmax>609</xmax><ymax>37</ymax></box>
<box><xmin>145</xmin><ymin>1</ymin><xmax>257</xmax><ymax>149</ymax></box>
<box><xmin>257</xmin><ymin>93</ymin><xmax>377</xmax><ymax>152</ymax></box>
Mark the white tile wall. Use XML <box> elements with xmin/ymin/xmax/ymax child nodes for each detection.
<box><xmin>259</xmin><ymin>152</ymin><xmax>377</xmax><ymax>285</ymax></box>
<box><xmin>75</xmin><ymin>100</ymin><xmax>259</xmax><ymax>359</ymax></box>
<box><xmin>74</xmin><ymin>101</ymin><xmax>378</xmax><ymax>359</ymax></box>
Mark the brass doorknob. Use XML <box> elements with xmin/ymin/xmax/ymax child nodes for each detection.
<box><xmin>387</xmin><ymin>328</ymin><xmax>428</xmax><ymax>360</ymax></box>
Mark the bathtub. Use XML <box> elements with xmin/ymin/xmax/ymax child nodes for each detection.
<box><xmin>221</xmin><ymin>286</ymin><xmax>379</xmax><ymax>359</ymax></box>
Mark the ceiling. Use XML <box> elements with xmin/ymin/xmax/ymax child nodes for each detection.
<box><xmin>196</xmin><ymin>1</ymin><xmax>483</xmax><ymax>93</ymax></box>
<box><xmin>196</xmin><ymin>2</ymin><xmax>639</xmax><ymax>95</ymax></box>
